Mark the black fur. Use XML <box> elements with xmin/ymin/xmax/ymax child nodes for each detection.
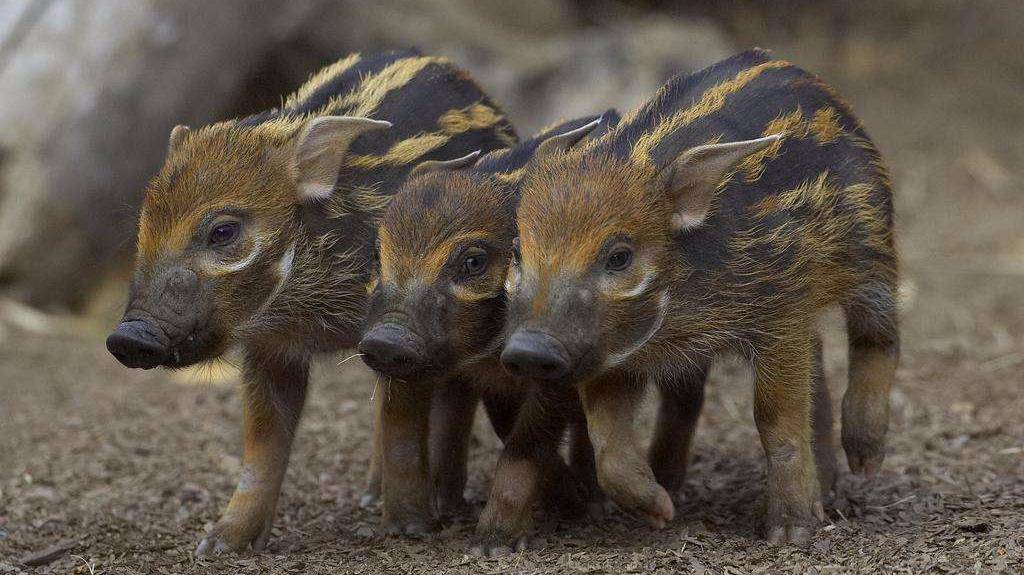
<box><xmin>599</xmin><ymin>49</ymin><xmax>892</xmax><ymax>280</ymax></box>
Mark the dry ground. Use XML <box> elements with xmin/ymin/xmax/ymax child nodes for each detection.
<box><xmin>2</xmin><ymin>6</ymin><xmax>1023</xmax><ymax>574</ymax></box>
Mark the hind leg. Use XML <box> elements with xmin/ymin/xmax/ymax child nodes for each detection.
<box><xmin>842</xmin><ymin>283</ymin><xmax>899</xmax><ymax>475</ymax></box>
<box><xmin>810</xmin><ymin>335</ymin><xmax>837</xmax><ymax>500</ymax></box>
<box><xmin>649</xmin><ymin>362</ymin><xmax>708</xmax><ymax>504</ymax></box>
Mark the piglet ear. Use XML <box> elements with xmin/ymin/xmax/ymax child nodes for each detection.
<box><xmin>292</xmin><ymin>116</ymin><xmax>391</xmax><ymax>202</ymax></box>
<box><xmin>168</xmin><ymin>125</ymin><xmax>190</xmax><ymax>152</ymax></box>
<box><xmin>534</xmin><ymin>118</ymin><xmax>603</xmax><ymax>159</ymax></box>
<box><xmin>659</xmin><ymin>135</ymin><xmax>781</xmax><ymax>231</ymax></box>
<box><xmin>408</xmin><ymin>150</ymin><xmax>481</xmax><ymax>179</ymax></box>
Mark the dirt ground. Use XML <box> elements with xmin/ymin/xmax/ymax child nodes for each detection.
<box><xmin>2</xmin><ymin>7</ymin><xmax>1023</xmax><ymax>575</ymax></box>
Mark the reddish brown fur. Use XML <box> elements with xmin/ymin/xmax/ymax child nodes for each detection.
<box><xmin>504</xmin><ymin>51</ymin><xmax>898</xmax><ymax>544</ymax></box>
<box><xmin>116</xmin><ymin>51</ymin><xmax>516</xmax><ymax>554</ymax></box>
<box><xmin>362</xmin><ymin>115</ymin><xmax>619</xmax><ymax>555</ymax></box>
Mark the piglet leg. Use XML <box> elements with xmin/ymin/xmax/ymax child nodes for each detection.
<box><xmin>196</xmin><ymin>349</ymin><xmax>308</xmax><ymax>556</ymax></box>
<box><xmin>580</xmin><ymin>373</ymin><xmax>674</xmax><ymax>529</ymax></box>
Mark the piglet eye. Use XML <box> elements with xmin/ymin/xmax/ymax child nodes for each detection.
<box><xmin>208</xmin><ymin>222</ymin><xmax>240</xmax><ymax>247</ymax></box>
<box><xmin>461</xmin><ymin>250</ymin><xmax>489</xmax><ymax>277</ymax></box>
<box><xmin>606</xmin><ymin>246</ymin><xmax>633</xmax><ymax>272</ymax></box>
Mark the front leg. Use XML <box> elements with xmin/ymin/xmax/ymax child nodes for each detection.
<box><xmin>752</xmin><ymin>333</ymin><xmax>825</xmax><ymax>545</ymax></box>
<box><xmin>580</xmin><ymin>373</ymin><xmax>674</xmax><ymax>528</ymax></box>
<box><xmin>364</xmin><ymin>380</ymin><xmax>474</xmax><ymax>519</ymax></box>
<box><xmin>196</xmin><ymin>348</ymin><xmax>309</xmax><ymax>556</ymax></box>
<box><xmin>473</xmin><ymin>385</ymin><xmax>579</xmax><ymax>557</ymax></box>
<box><xmin>567</xmin><ymin>408</ymin><xmax>603</xmax><ymax>516</ymax></box>
<box><xmin>429</xmin><ymin>377</ymin><xmax>478</xmax><ymax>518</ymax></box>
<box><xmin>380</xmin><ymin>381</ymin><xmax>436</xmax><ymax>534</ymax></box>
<box><xmin>359</xmin><ymin>393</ymin><xmax>384</xmax><ymax>508</ymax></box>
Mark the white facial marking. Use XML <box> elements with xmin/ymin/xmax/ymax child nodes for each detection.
<box><xmin>263</xmin><ymin>243</ymin><xmax>296</xmax><ymax>304</ymax></box>
<box><xmin>621</xmin><ymin>269</ymin><xmax>655</xmax><ymax>298</ymax></box>
<box><xmin>605</xmin><ymin>290</ymin><xmax>670</xmax><ymax>368</ymax></box>
<box><xmin>277</xmin><ymin>244</ymin><xmax>296</xmax><ymax>282</ymax></box>
<box><xmin>504</xmin><ymin>265</ymin><xmax>521</xmax><ymax>293</ymax></box>
<box><xmin>217</xmin><ymin>237</ymin><xmax>262</xmax><ymax>273</ymax></box>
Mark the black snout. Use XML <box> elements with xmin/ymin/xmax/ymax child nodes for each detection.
<box><xmin>359</xmin><ymin>324</ymin><xmax>427</xmax><ymax>377</ymax></box>
<box><xmin>501</xmin><ymin>330</ymin><xmax>572</xmax><ymax>380</ymax></box>
<box><xmin>106</xmin><ymin>320</ymin><xmax>168</xmax><ymax>369</ymax></box>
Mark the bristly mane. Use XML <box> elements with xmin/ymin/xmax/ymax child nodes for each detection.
<box><xmin>593</xmin><ymin>49</ymin><xmax>871</xmax><ymax>174</ymax></box>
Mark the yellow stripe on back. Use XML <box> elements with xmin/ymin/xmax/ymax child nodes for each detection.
<box><xmin>344</xmin><ymin>103</ymin><xmax>509</xmax><ymax>170</ymax></box>
<box><xmin>324</xmin><ymin>56</ymin><xmax>447</xmax><ymax>119</ymax></box>
<box><xmin>629</xmin><ymin>60</ymin><xmax>791</xmax><ymax>166</ymax></box>
<box><xmin>737</xmin><ymin>106</ymin><xmax>847</xmax><ymax>181</ymax></box>
<box><xmin>284</xmin><ymin>53</ymin><xmax>363</xmax><ymax>109</ymax></box>
<box><xmin>438</xmin><ymin>103</ymin><xmax>506</xmax><ymax>135</ymax></box>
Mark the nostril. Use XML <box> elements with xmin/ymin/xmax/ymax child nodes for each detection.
<box><xmin>500</xmin><ymin>330</ymin><xmax>572</xmax><ymax>381</ymax></box>
<box><xmin>106</xmin><ymin>321</ymin><xmax>168</xmax><ymax>369</ymax></box>
<box><xmin>358</xmin><ymin>324</ymin><xmax>425</xmax><ymax>375</ymax></box>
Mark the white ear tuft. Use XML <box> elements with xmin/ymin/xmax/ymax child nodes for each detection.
<box><xmin>293</xmin><ymin>116</ymin><xmax>391</xmax><ymax>202</ymax></box>
<box><xmin>661</xmin><ymin>134</ymin><xmax>781</xmax><ymax>232</ymax></box>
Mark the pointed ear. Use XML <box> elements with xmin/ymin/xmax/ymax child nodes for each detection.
<box><xmin>535</xmin><ymin>118</ymin><xmax>603</xmax><ymax>159</ymax></box>
<box><xmin>292</xmin><ymin>116</ymin><xmax>391</xmax><ymax>202</ymax></box>
<box><xmin>408</xmin><ymin>150</ymin><xmax>481</xmax><ymax>179</ymax></box>
<box><xmin>659</xmin><ymin>135</ymin><xmax>781</xmax><ymax>231</ymax></box>
<box><xmin>168</xmin><ymin>125</ymin><xmax>190</xmax><ymax>152</ymax></box>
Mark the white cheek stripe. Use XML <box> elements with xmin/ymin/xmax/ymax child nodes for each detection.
<box><xmin>621</xmin><ymin>269</ymin><xmax>655</xmax><ymax>298</ymax></box>
<box><xmin>217</xmin><ymin>237</ymin><xmax>263</xmax><ymax>273</ymax></box>
<box><xmin>504</xmin><ymin>266</ymin><xmax>520</xmax><ymax>293</ymax></box>
<box><xmin>605</xmin><ymin>290</ymin><xmax>670</xmax><ymax>368</ymax></box>
<box><xmin>277</xmin><ymin>244</ymin><xmax>295</xmax><ymax>285</ymax></box>
<box><xmin>244</xmin><ymin>243</ymin><xmax>296</xmax><ymax>327</ymax></box>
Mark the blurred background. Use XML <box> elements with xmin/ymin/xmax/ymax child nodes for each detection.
<box><xmin>1</xmin><ymin>1</ymin><xmax>1022</xmax><ymax>572</ymax></box>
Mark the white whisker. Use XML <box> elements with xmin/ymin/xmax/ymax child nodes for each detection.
<box><xmin>337</xmin><ymin>352</ymin><xmax>365</xmax><ymax>366</ymax></box>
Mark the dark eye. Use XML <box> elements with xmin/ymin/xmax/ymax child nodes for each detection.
<box><xmin>208</xmin><ymin>221</ymin><xmax>240</xmax><ymax>247</ymax></box>
<box><xmin>461</xmin><ymin>250</ymin><xmax>489</xmax><ymax>277</ymax></box>
<box><xmin>606</xmin><ymin>246</ymin><xmax>633</xmax><ymax>271</ymax></box>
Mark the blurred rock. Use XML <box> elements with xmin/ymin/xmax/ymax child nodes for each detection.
<box><xmin>0</xmin><ymin>0</ymin><xmax>334</xmax><ymax>310</ymax></box>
